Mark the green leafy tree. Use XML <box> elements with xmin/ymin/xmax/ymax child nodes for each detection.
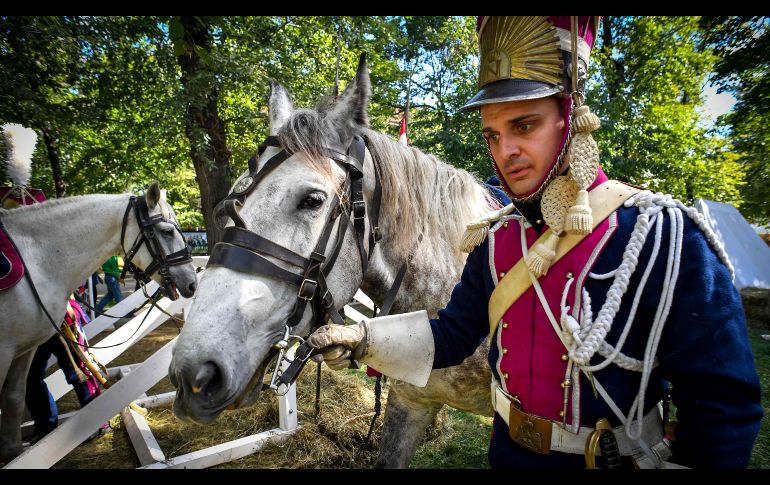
<box><xmin>0</xmin><ymin>16</ymin><xmax>85</xmax><ymax>196</ymax></box>
<box><xmin>396</xmin><ymin>17</ymin><xmax>492</xmax><ymax>181</ymax></box>
<box><xmin>701</xmin><ymin>16</ymin><xmax>770</xmax><ymax>225</ymax></box>
<box><xmin>588</xmin><ymin>16</ymin><xmax>745</xmax><ymax>207</ymax></box>
<box><xmin>0</xmin><ymin>16</ymin><xmax>194</xmax><ymax>216</ymax></box>
<box><xmin>5</xmin><ymin>16</ymin><xmax>752</xmax><ymax>238</ymax></box>
<box><xmin>170</xmin><ymin>16</ymin><xmax>234</xmax><ymax>245</ymax></box>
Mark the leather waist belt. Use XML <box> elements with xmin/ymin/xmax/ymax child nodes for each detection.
<box><xmin>491</xmin><ymin>382</ymin><xmax>664</xmax><ymax>456</ymax></box>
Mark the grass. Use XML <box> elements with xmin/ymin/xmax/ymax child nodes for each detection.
<box><xmin>410</xmin><ymin>409</ymin><xmax>492</xmax><ymax>469</ymax></box>
<box><xmin>748</xmin><ymin>326</ymin><xmax>770</xmax><ymax>469</ymax></box>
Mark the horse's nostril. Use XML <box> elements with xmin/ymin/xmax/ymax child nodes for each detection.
<box><xmin>192</xmin><ymin>362</ymin><xmax>220</xmax><ymax>395</ymax></box>
<box><xmin>188</xmin><ymin>281</ymin><xmax>197</xmax><ymax>294</ymax></box>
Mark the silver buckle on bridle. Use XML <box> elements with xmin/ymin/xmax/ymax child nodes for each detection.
<box><xmin>297</xmin><ymin>278</ymin><xmax>317</xmax><ymax>301</ymax></box>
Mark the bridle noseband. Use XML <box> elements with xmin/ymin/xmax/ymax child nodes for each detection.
<box><xmin>120</xmin><ymin>196</ymin><xmax>193</xmax><ymax>300</ymax></box>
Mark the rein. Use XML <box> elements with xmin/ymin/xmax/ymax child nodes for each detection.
<box><xmin>209</xmin><ymin>133</ymin><xmax>414</xmax><ymax>396</ymax></box>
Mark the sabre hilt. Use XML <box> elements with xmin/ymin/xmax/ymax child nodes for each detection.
<box><xmin>598</xmin><ymin>426</ymin><xmax>623</xmax><ymax>469</ymax></box>
<box><xmin>585</xmin><ymin>417</ymin><xmax>623</xmax><ymax>469</ymax></box>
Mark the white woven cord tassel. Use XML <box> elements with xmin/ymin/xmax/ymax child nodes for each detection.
<box><xmin>572</xmin><ymin>105</ymin><xmax>601</xmax><ymax>134</ymax></box>
<box><xmin>529</xmin><ymin>176</ymin><xmax>578</xmax><ymax>276</ymax></box>
<box><xmin>526</xmin><ymin>230</ymin><xmax>559</xmax><ymax>277</ymax></box>
<box><xmin>566</xmin><ymin>188</ymin><xmax>592</xmax><ymax>235</ymax></box>
<box><xmin>565</xmin><ymin>104</ymin><xmax>600</xmax><ymax>235</ymax></box>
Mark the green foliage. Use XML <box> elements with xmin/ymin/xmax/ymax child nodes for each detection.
<box><xmin>1</xmin><ymin>16</ymin><xmax>764</xmax><ymax>230</ymax></box>
<box><xmin>0</xmin><ymin>16</ymin><xmax>194</xmax><ymax>210</ymax></box>
<box><xmin>1</xmin><ymin>16</ymin><xmax>491</xmax><ymax>223</ymax></box>
<box><xmin>588</xmin><ymin>16</ymin><xmax>745</xmax><ymax>207</ymax></box>
<box><xmin>701</xmin><ymin>16</ymin><xmax>770</xmax><ymax>225</ymax></box>
<box><xmin>402</xmin><ymin>17</ymin><xmax>494</xmax><ymax>181</ymax></box>
<box><xmin>410</xmin><ymin>408</ymin><xmax>492</xmax><ymax>469</ymax></box>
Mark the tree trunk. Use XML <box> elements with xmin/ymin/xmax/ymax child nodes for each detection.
<box><xmin>41</xmin><ymin>124</ymin><xmax>66</xmax><ymax>198</ymax></box>
<box><xmin>175</xmin><ymin>16</ymin><xmax>232</xmax><ymax>246</ymax></box>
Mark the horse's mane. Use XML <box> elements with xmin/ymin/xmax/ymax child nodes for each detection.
<box><xmin>276</xmin><ymin>100</ymin><xmax>496</xmax><ymax>262</ymax></box>
<box><xmin>361</xmin><ymin>129</ymin><xmax>496</xmax><ymax>261</ymax></box>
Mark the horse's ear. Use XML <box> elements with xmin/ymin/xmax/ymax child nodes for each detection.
<box><xmin>146</xmin><ymin>181</ymin><xmax>161</xmax><ymax>210</ymax></box>
<box><xmin>268</xmin><ymin>80</ymin><xmax>294</xmax><ymax>135</ymax></box>
<box><xmin>327</xmin><ymin>52</ymin><xmax>371</xmax><ymax>131</ymax></box>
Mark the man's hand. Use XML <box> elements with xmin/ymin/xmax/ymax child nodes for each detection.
<box><xmin>307</xmin><ymin>322</ymin><xmax>367</xmax><ymax>370</ymax></box>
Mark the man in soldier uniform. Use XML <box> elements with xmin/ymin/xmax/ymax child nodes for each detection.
<box><xmin>308</xmin><ymin>16</ymin><xmax>762</xmax><ymax>468</ymax></box>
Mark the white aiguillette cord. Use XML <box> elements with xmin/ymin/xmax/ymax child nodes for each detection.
<box><xmin>519</xmin><ymin>223</ymin><xmax>662</xmax><ymax>467</ymax></box>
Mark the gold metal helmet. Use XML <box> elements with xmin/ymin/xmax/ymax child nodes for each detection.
<box><xmin>460</xmin><ymin>16</ymin><xmax>600</xmax><ymax>111</ymax></box>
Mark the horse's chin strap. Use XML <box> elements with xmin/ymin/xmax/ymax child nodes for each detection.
<box><xmin>120</xmin><ymin>196</ymin><xmax>193</xmax><ymax>300</ymax></box>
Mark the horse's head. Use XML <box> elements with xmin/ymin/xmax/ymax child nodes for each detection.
<box><xmin>170</xmin><ymin>54</ymin><xmax>379</xmax><ymax>423</ymax></box>
<box><xmin>124</xmin><ymin>181</ymin><xmax>198</xmax><ymax>299</ymax></box>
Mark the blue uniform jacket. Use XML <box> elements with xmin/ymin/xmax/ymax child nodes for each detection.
<box><xmin>429</xmin><ymin>198</ymin><xmax>763</xmax><ymax>469</ymax></box>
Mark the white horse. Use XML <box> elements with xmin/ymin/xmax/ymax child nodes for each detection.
<box><xmin>0</xmin><ymin>182</ymin><xmax>198</xmax><ymax>462</ymax></box>
<box><xmin>169</xmin><ymin>55</ymin><xmax>496</xmax><ymax>468</ymax></box>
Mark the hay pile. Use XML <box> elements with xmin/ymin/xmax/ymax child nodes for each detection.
<box><xmin>54</xmin><ymin>320</ymin><xmax>462</xmax><ymax>469</ymax></box>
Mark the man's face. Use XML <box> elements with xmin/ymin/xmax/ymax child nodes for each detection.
<box><xmin>480</xmin><ymin>96</ymin><xmax>565</xmax><ymax>196</ymax></box>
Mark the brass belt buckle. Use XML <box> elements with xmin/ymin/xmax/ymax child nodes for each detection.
<box><xmin>508</xmin><ymin>395</ymin><xmax>552</xmax><ymax>454</ymax></box>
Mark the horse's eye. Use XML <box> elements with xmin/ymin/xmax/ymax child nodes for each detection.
<box><xmin>156</xmin><ymin>222</ymin><xmax>175</xmax><ymax>234</ymax></box>
<box><xmin>300</xmin><ymin>192</ymin><xmax>326</xmax><ymax>210</ymax></box>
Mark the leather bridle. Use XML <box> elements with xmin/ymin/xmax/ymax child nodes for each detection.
<box><xmin>120</xmin><ymin>196</ymin><xmax>193</xmax><ymax>300</ymax></box>
<box><xmin>208</xmin><ymin>133</ymin><xmax>414</xmax><ymax>397</ymax></box>
<box><xmin>210</xmin><ymin>134</ymin><xmax>383</xmax><ymax>331</ymax></box>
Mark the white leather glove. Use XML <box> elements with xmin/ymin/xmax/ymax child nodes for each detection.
<box><xmin>307</xmin><ymin>322</ymin><xmax>367</xmax><ymax>371</ymax></box>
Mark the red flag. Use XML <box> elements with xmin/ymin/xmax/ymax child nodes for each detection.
<box><xmin>399</xmin><ymin>114</ymin><xmax>408</xmax><ymax>146</ymax></box>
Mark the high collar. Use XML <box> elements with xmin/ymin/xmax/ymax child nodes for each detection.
<box><xmin>513</xmin><ymin>198</ymin><xmax>546</xmax><ymax>233</ymax></box>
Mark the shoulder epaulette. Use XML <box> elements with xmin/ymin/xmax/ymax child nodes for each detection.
<box><xmin>460</xmin><ymin>203</ymin><xmax>515</xmax><ymax>253</ymax></box>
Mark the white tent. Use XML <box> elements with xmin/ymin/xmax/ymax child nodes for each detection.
<box><xmin>695</xmin><ymin>199</ymin><xmax>770</xmax><ymax>290</ymax></box>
